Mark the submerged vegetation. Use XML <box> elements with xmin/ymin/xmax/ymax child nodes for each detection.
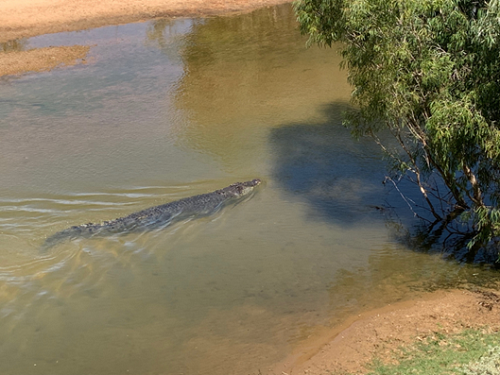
<box><xmin>294</xmin><ymin>0</ymin><xmax>500</xmax><ymax>259</ymax></box>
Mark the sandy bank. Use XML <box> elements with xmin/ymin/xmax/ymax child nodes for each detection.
<box><xmin>270</xmin><ymin>288</ymin><xmax>500</xmax><ymax>374</ymax></box>
<box><xmin>0</xmin><ymin>0</ymin><xmax>291</xmax><ymax>77</ymax></box>
<box><xmin>0</xmin><ymin>0</ymin><xmax>292</xmax><ymax>43</ymax></box>
<box><xmin>0</xmin><ymin>45</ymin><xmax>89</xmax><ymax>77</ymax></box>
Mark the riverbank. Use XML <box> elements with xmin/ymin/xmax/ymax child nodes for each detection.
<box><xmin>0</xmin><ymin>0</ymin><xmax>292</xmax><ymax>43</ymax></box>
<box><xmin>270</xmin><ymin>288</ymin><xmax>500</xmax><ymax>374</ymax></box>
<box><xmin>0</xmin><ymin>0</ymin><xmax>291</xmax><ymax>77</ymax></box>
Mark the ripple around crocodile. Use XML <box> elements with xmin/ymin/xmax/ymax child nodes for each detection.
<box><xmin>41</xmin><ymin>179</ymin><xmax>261</xmax><ymax>250</ymax></box>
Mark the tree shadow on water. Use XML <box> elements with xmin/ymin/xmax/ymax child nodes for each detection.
<box><xmin>269</xmin><ymin>102</ymin><xmax>395</xmax><ymax>226</ymax></box>
<box><xmin>271</xmin><ymin>105</ymin><xmax>500</xmax><ymax>266</ymax></box>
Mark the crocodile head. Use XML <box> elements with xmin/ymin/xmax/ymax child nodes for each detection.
<box><xmin>223</xmin><ymin>178</ymin><xmax>261</xmax><ymax>197</ymax></box>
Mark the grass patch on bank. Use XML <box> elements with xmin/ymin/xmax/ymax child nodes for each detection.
<box><xmin>365</xmin><ymin>329</ymin><xmax>500</xmax><ymax>375</ymax></box>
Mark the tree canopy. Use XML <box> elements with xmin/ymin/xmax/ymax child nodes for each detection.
<box><xmin>294</xmin><ymin>0</ymin><xmax>500</xmax><ymax>258</ymax></box>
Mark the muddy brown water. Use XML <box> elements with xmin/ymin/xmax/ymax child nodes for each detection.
<box><xmin>0</xmin><ymin>5</ymin><xmax>498</xmax><ymax>375</ymax></box>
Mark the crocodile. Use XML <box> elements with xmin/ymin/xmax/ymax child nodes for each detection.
<box><xmin>42</xmin><ymin>179</ymin><xmax>261</xmax><ymax>250</ymax></box>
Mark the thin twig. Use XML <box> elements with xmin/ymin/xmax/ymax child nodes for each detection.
<box><xmin>385</xmin><ymin>176</ymin><xmax>420</xmax><ymax>218</ymax></box>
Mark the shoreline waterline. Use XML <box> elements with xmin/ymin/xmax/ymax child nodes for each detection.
<box><xmin>0</xmin><ymin>0</ymin><xmax>293</xmax><ymax>43</ymax></box>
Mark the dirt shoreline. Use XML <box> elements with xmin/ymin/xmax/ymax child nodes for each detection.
<box><xmin>270</xmin><ymin>288</ymin><xmax>500</xmax><ymax>374</ymax></box>
<box><xmin>0</xmin><ymin>0</ymin><xmax>291</xmax><ymax>77</ymax></box>
<box><xmin>0</xmin><ymin>0</ymin><xmax>292</xmax><ymax>43</ymax></box>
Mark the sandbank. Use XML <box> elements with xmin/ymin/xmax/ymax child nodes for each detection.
<box><xmin>0</xmin><ymin>0</ymin><xmax>292</xmax><ymax>43</ymax></box>
<box><xmin>0</xmin><ymin>0</ymin><xmax>291</xmax><ymax>77</ymax></box>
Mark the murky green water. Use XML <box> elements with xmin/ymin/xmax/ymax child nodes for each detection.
<box><xmin>0</xmin><ymin>5</ymin><xmax>498</xmax><ymax>375</ymax></box>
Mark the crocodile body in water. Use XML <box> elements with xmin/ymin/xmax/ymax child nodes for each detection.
<box><xmin>42</xmin><ymin>179</ymin><xmax>261</xmax><ymax>249</ymax></box>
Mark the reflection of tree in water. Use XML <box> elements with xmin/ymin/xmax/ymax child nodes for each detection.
<box><xmin>146</xmin><ymin>18</ymin><xmax>176</xmax><ymax>49</ymax></box>
<box><xmin>1</xmin><ymin>38</ymin><xmax>28</xmax><ymax>52</ymax></box>
<box><xmin>179</xmin><ymin>5</ymin><xmax>298</xmax><ymax>66</ymax></box>
<box><xmin>169</xmin><ymin>4</ymin><xmax>349</xmax><ymax>163</ymax></box>
<box><xmin>145</xmin><ymin>18</ymin><xmax>186</xmax><ymax>64</ymax></box>
<box><xmin>394</xmin><ymin>219</ymin><xmax>500</xmax><ymax>266</ymax></box>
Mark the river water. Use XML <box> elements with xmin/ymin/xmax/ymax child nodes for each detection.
<box><xmin>0</xmin><ymin>5</ymin><xmax>497</xmax><ymax>375</ymax></box>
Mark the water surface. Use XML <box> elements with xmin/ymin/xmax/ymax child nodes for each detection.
<box><xmin>0</xmin><ymin>5</ymin><xmax>497</xmax><ymax>375</ymax></box>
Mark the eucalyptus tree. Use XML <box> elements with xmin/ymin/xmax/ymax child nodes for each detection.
<box><xmin>294</xmin><ymin>0</ymin><xmax>500</xmax><ymax>255</ymax></box>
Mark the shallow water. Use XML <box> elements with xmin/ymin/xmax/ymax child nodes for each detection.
<box><xmin>0</xmin><ymin>5</ymin><xmax>498</xmax><ymax>375</ymax></box>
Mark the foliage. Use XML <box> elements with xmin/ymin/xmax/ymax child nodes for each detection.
<box><xmin>294</xmin><ymin>0</ymin><xmax>500</xmax><ymax>256</ymax></box>
<box><xmin>363</xmin><ymin>329</ymin><xmax>500</xmax><ymax>375</ymax></box>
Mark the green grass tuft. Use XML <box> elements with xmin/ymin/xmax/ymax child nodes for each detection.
<box><xmin>364</xmin><ymin>329</ymin><xmax>500</xmax><ymax>375</ymax></box>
